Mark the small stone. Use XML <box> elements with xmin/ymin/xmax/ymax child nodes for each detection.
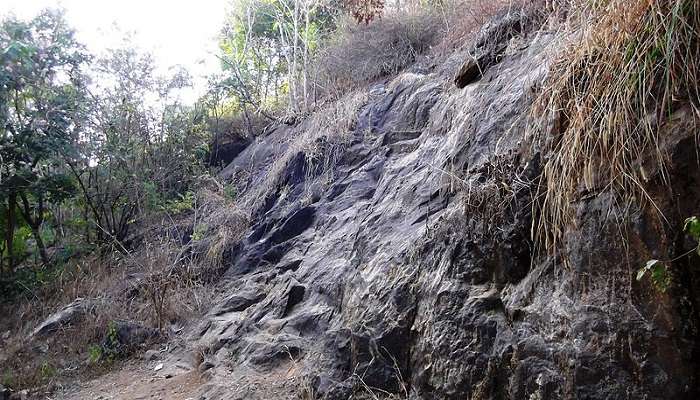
<box><xmin>369</xmin><ymin>84</ymin><xmax>386</xmax><ymax>96</ymax></box>
<box><xmin>454</xmin><ymin>56</ymin><xmax>483</xmax><ymax>88</ymax></box>
<box><xmin>0</xmin><ymin>384</ymin><xmax>10</xmax><ymax>400</ymax></box>
<box><xmin>9</xmin><ymin>389</ymin><xmax>28</xmax><ymax>400</ymax></box>
<box><xmin>32</xmin><ymin>343</ymin><xmax>49</xmax><ymax>354</ymax></box>
<box><xmin>154</xmin><ymin>363</ymin><xmax>164</xmax><ymax>372</ymax></box>
<box><xmin>31</xmin><ymin>299</ymin><xmax>89</xmax><ymax>338</ymax></box>
<box><xmin>197</xmin><ymin>360</ymin><xmax>215</xmax><ymax>373</ymax></box>
<box><xmin>143</xmin><ymin>350</ymin><xmax>160</xmax><ymax>361</ymax></box>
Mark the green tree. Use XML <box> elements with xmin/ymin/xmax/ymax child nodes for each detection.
<box><xmin>217</xmin><ymin>0</ymin><xmax>339</xmax><ymax>116</ymax></box>
<box><xmin>67</xmin><ymin>46</ymin><xmax>208</xmax><ymax>246</ymax></box>
<box><xmin>0</xmin><ymin>9</ymin><xmax>87</xmax><ymax>269</ymax></box>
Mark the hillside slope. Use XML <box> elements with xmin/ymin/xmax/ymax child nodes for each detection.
<box><xmin>52</xmin><ymin>6</ymin><xmax>700</xmax><ymax>400</ymax></box>
<box><xmin>139</xmin><ymin>9</ymin><xmax>700</xmax><ymax>400</ymax></box>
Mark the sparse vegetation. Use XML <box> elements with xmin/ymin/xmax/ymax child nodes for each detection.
<box><xmin>4</xmin><ymin>0</ymin><xmax>697</xmax><ymax>398</ymax></box>
<box><xmin>638</xmin><ymin>216</ymin><xmax>700</xmax><ymax>292</ymax></box>
<box><xmin>242</xmin><ymin>90</ymin><xmax>367</xmax><ymax>214</ymax></box>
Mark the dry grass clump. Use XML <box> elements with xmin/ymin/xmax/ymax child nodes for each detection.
<box><xmin>243</xmin><ymin>91</ymin><xmax>368</xmax><ymax>213</ymax></box>
<box><xmin>432</xmin><ymin>0</ymin><xmax>533</xmax><ymax>55</ymax></box>
<box><xmin>190</xmin><ymin>187</ymin><xmax>250</xmax><ymax>270</ymax></box>
<box><xmin>313</xmin><ymin>0</ymin><xmax>547</xmax><ymax>97</ymax></box>
<box><xmin>301</xmin><ymin>91</ymin><xmax>368</xmax><ymax>179</ymax></box>
<box><xmin>314</xmin><ymin>9</ymin><xmax>442</xmax><ymax>97</ymax></box>
<box><xmin>532</xmin><ymin>0</ymin><xmax>700</xmax><ymax>252</ymax></box>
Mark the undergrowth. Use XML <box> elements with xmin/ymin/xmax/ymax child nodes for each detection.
<box><xmin>532</xmin><ymin>0</ymin><xmax>700</xmax><ymax>254</ymax></box>
<box><xmin>0</xmin><ymin>180</ymin><xmax>240</xmax><ymax>392</ymax></box>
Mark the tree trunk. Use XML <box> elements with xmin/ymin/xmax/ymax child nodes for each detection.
<box><xmin>29</xmin><ymin>223</ymin><xmax>50</xmax><ymax>266</ymax></box>
<box><xmin>293</xmin><ymin>0</ymin><xmax>300</xmax><ymax>111</ymax></box>
<box><xmin>18</xmin><ymin>193</ymin><xmax>50</xmax><ymax>266</ymax></box>
<box><xmin>5</xmin><ymin>192</ymin><xmax>16</xmax><ymax>274</ymax></box>
<box><xmin>83</xmin><ymin>203</ymin><xmax>91</xmax><ymax>244</ymax></box>
<box><xmin>303</xmin><ymin>1</ymin><xmax>310</xmax><ymax>110</ymax></box>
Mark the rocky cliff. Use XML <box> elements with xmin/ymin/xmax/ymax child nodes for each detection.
<box><xmin>181</xmin><ymin>9</ymin><xmax>699</xmax><ymax>400</ymax></box>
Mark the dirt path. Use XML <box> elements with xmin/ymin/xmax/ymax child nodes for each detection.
<box><xmin>60</xmin><ymin>361</ymin><xmax>204</xmax><ymax>400</ymax></box>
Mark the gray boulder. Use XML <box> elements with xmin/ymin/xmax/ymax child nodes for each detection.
<box><xmin>30</xmin><ymin>298</ymin><xmax>90</xmax><ymax>338</ymax></box>
<box><xmin>102</xmin><ymin>320</ymin><xmax>159</xmax><ymax>357</ymax></box>
<box><xmin>0</xmin><ymin>384</ymin><xmax>10</xmax><ymax>400</ymax></box>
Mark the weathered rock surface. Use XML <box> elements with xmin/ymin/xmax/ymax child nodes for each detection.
<box><xmin>454</xmin><ymin>9</ymin><xmax>538</xmax><ymax>88</ymax></box>
<box><xmin>102</xmin><ymin>320</ymin><xmax>159</xmax><ymax>355</ymax></box>
<box><xmin>0</xmin><ymin>384</ymin><xmax>10</xmax><ymax>400</ymax></box>
<box><xmin>30</xmin><ymin>298</ymin><xmax>90</xmax><ymax>338</ymax></box>
<box><xmin>209</xmin><ymin>133</ymin><xmax>252</xmax><ymax>167</ymax></box>
<box><xmin>186</xmin><ymin>10</ymin><xmax>699</xmax><ymax>400</ymax></box>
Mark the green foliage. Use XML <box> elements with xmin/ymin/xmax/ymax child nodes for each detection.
<box><xmin>192</xmin><ymin>224</ymin><xmax>208</xmax><ymax>242</ymax></box>
<box><xmin>143</xmin><ymin>182</ymin><xmax>163</xmax><ymax>212</ymax></box>
<box><xmin>218</xmin><ymin>0</ymin><xmax>288</xmax><ymax>110</ymax></box>
<box><xmin>67</xmin><ymin>46</ymin><xmax>209</xmax><ymax>243</ymax></box>
<box><xmin>87</xmin><ymin>321</ymin><xmax>120</xmax><ymax>365</ymax></box>
<box><xmin>1</xmin><ymin>9</ymin><xmax>87</xmax><ymax>267</ymax></box>
<box><xmin>0</xmin><ymin>10</ymin><xmax>87</xmax><ymax>189</ymax></box>
<box><xmin>38</xmin><ymin>361</ymin><xmax>56</xmax><ymax>380</ymax></box>
<box><xmin>0</xmin><ymin>256</ymin><xmax>66</xmax><ymax>301</ymax></box>
<box><xmin>107</xmin><ymin>321</ymin><xmax>118</xmax><ymax>346</ymax></box>
<box><xmin>9</xmin><ymin>226</ymin><xmax>31</xmax><ymax>260</ymax></box>
<box><xmin>2</xmin><ymin>370</ymin><xmax>14</xmax><ymax>388</ymax></box>
<box><xmin>224</xmin><ymin>184</ymin><xmax>238</xmax><ymax>201</ymax></box>
<box><xmin>87</xmin><ymin>321</ymin><xmax>119</xmax><ymax>365</ymax></box>
<box><xmin>638</xmin><ymin>216</ymin><xmax>700</xmax><ymax>292</ymax></box>
<box><xmin>162</xmin><ymin>191</ymin><xmax>195</xmax><ymax>214</ymax></box>
<box><xmin>683</xmin><ymin>216</ymin><xmax>700</xmax><ymax>254</ymax></box>
<box><xmin>636</xmin><ymin>259</ymin><xmax>671</xmax><ymax>292</ymax></box>
<box><xmin>87</xmin><ymin>344</ymin><xmax>102</xmax><ymax>364</ymax></box>
<box><xmin>56</xmin><ymin>241</ymin><xmax>93</xmax><ymax>264</ymax></box>
<box><xmin>0</xmin><ymin>9</ymin><xmax>213</xmax><ymax>288</ymax></box>
<box><xmin>215</xmin><ymin>0</ymin><xmax>340</xmax><ymax>115</ymax></box>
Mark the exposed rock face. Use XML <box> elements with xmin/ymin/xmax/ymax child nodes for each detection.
<box><xmin>102</xmin><ymin>320</ymin><xmax>159</xmax><ymax>356</ymax></box>
<box><xmin>209</xmin><ymin>133</ymin><xmax>251</xmax><ymax>167</ymax></box>
<box><xmin>192</xmin><ymin>11</ymin><xmax>700</xmax><ymax>400</ymax></box>
<box><xmin>30</xmin><ymin>298</ymin><xmax>90</xmax><ymax>338</ymax></box>
<box><xmin>454</xmin><ymin>9</ymin><xmax>538</xmax><ymax>88</ymax></box>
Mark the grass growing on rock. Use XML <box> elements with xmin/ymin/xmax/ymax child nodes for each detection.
<box><xmin>242</xmin><ymin>91</ymin><xmax>368</xmax><ymax>214</ymax></box>
<box><xmin>532</xmin><ymin>0</ymin><xmax>700</xmax><ymax>253</ymax></box>
<box><xmin>314</xmin><ymin>9</ymin><xmax>442</xmax><ymax>97</ymax></box>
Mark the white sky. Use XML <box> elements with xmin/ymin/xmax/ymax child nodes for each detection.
<box><xmin>1</xmin><ymin>0</ymin><xmax>230</xmax><ymax>103</ymax></box>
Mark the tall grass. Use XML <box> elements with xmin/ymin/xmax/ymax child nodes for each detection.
<box><xmin>532</xmin><ymin>0</ymin><xmax>700</xmax><ymax>253</ymax></box>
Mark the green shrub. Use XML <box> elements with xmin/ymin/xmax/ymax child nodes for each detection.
<box><xmin>638</xmin><ymin>216</ymin><xmax>700</xmax><ymax>292</ymax></box>
<box><xmin>39</xmin><ymin>361</ymin><xmax>56</xmax><ymax>380</ymax></box>
<box><xmin>162</xmin><ymin>191</ymin><xmax>195</xmax><ymax>214</ymax></box>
